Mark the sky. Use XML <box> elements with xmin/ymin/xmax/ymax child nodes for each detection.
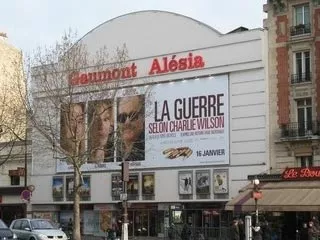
<box><xmin>0</xmin><ymin>0</ymin><xmax>266</xmax><ymax>54</ymax></box>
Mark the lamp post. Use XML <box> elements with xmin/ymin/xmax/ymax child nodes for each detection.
<box><xmin>121</xmin><ymin>161</ymin><xmax>129</xmax><ymax>240</ymax></box>
<box><xmin>252</xmin><ymin>177</ymin><xmax>261</xmax><ymax>226</ymax></box>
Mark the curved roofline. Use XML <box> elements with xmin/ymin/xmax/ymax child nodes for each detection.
<box><xmin>76</xmin><ymin>10</ymin><xmax>222</xmax><ymax>44</ymax></box>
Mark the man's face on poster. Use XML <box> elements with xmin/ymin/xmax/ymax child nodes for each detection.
<box><xmin>117</xmin><ymin>95</ymin><xmax>144</xmax><ymax>143</ymax></box>
<box><xmin>91</xmin><ymin>101</ymin><xmax>113</xmax><ymax>149</ymax></box>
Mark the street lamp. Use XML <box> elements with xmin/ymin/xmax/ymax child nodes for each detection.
<box><xmin>121</xmin><ymin>161</ymin><xmax>129</xmax><ymax>240</ymax></box>
<box><xmin>252</xmin><ymin>177</ymin><xmax>261</xmax><ymax>226</ymax></box>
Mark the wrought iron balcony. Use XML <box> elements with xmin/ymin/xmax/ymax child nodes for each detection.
<box><xmin>280</xmin><ymin>121</ymin><xmax>320</xmax><ymax>138</ymax></box>
<box><xmin>291</xmin><ymin>72</ymin><xmax>311</xmax><ymax>84</ymax></box>
<box><xmin>290</xmin><ymin>23</ymin><xmax>311</xmax><ymax>36</ymax></box>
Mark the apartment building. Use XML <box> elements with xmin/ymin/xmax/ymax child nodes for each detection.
<box><xmin>226</xmin><ymin>1</ymin><xmax>320</xmax><ymax>239</ymax></box>
<box><xmin>0</xmin><ymin>35</ymin><xmax>30</xmax><ymax>225</ymax></box>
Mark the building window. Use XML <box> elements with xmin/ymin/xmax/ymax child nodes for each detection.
<box><xmin>297</xmin><ymin>156</ymin><xmax>313</xmax><ymax>167</ymax></box>
<box><xmin>10</xmin><ymin>176</ymin><xmax>20</xmax><ymax>186</ymax></box>
<box><xmin>297</xmin><ymin>98</ymin><xmax>312</xmax><ymax>136</ymax></box>
<box><xmin>291</xmin><ymin>4</ymin><xmax>311</xmax><ymax>36</ymax></box>
<box><xmin>295</xmin><ymin>4</ymin><xmax>310</xmax><ymax>25</ymax></box>
<box><xmin>292</xmin><ymin>51</ymin><xmax>310</xmax><ymax>83</ymax></box>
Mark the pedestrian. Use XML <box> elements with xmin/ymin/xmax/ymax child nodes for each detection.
<box><xmin>67</xmin><ymin>218</ymin><xmax>73</xmax><ymax>239</ymax></box>
<box><xmin>238</xmin><ymin>218</ymin><xmax>245</xmax><ymax>240</ymax></box>
<box><xmin>300</xmin><ymin>223</ymin><xmax>308</xmax><ymax>240</ymax></box>
<box><xmin>252</xmin><ymin>223</ymin><xmax>263</xmax><ymax>240</ymax></box>
<box><xmin>196</xmin><ymin>230</ymin><xmax>205</xmax><ymax>240</ymax></box>
<box><xmin>308</xmin><ymin>221</ymin><xmax>318</xmax><ymax>240</ymax></box>
<box><xmin>311</xmin><ymin>216</ymin><xmax>320</xmax><ymax>239</ymax></box>
<box><xmin>181</xmin><ymin>223</ymin><xmax>192</xmax><ymax>240</ymax></box>
<box><xmin>67</xmin><ymin>218</ymin><xmax>73</xmax><ymax>231</ymax></box>
<box><xmin>168</xmin><ymin>224</ymin><xmax>174</xmax><ymax>240</ymax></box>
<box><xmin>230</xmin><ymin>218</ymin><xmax>240</xmax><ymax>240</ymax></box>
<box><xmin>262</xmin><ymin>219</ymin><xmax>272</xmax><ymax>240</ymax></box>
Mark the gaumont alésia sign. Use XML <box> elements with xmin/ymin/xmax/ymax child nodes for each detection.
<box><xmin>68</xmin><ymin>52</ymin><xmax>205</xmax><ymax>85</ymax></box>
<box><xmin>57</xmin><ymin>52</ymin><xmax>229</xmax><ymax>172</ymax></box>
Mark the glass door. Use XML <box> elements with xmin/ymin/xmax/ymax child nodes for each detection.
<box><xmin>134</xmin><ymin>210</ymin><xmax>148</xmax><ymax>236</ymax></box>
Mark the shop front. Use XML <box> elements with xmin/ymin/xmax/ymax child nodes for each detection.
<box><xmin>225</xmin><ymin>167</ymin><xmax>320</xmax><ymax>239</ymax></box>
<box><xmin>0</xmin><ymin>186</ymin><xmax>26</xmax><ymax>225</ymax></box>
<box><xmin>46</xmin><ymin>201</ymin><xmax>232</xmax><ymax>238</ymax></box>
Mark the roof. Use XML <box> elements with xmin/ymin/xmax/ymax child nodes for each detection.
<box><xmin>227</xmin><ymin>26</ymin><xmax>249</xmax><ymax>34</ymax></box>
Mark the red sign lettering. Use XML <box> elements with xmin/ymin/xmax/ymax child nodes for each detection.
<box><xmin>69</xmin><ymin>63</ymin><xmax>137</xmax><ymax>86</ymax></box>
<box><xmin>68</xmin><ymin>52</ymin><xmax>206</xmax><ymax>86</ymax></box>
<box><xmin>148</xmin><ymin>53</ymin><xmax>205</xmax><ymax>75</ymax></box>
<box><xmin>282</xmin><ymin>167</ymin><xmax>320</xmax><ymax>180</ymax></box>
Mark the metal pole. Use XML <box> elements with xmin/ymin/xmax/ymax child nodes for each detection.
<box><xmin>122</xmin><ymin>181</ymin><xmax>128</xmax><ymax>240</ymax></box>
<box><xmin>121</xmin><ymin>161</ymin><xmax>129</xmax><ymax>240</ymax></box>
<box><xmin>255</xmin><ymin>198</ymin><xmax>259</xmax><ymax>225</ymax></box>
<box><xmin>245</xmin><ymin>215</ymin><xmax>252</xmax><ymax>240</ymax></box>
<box><xmin>24</xmin><ymin>129</ymin><xmax>28</xmax><ymax>218</ymax></box>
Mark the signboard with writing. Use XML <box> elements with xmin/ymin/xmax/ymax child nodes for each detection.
<box><xmin>68</xmin><ymin>52</ymin><xmax>205</xmax><ymax>86</ymax></box>
<box><xmin>146</xmin><ymin>75</ymin><xmax>229</xmax><ymax>167</ymax></box>
<box><xmin>56</xmin><ymin>75</ymin><xmax>229</xmax><ymax>172</ymax></box>
<box><xmin>282</xmin><ymin>167</ymin><xmax>320</xmax><ymax>181</ymax></box>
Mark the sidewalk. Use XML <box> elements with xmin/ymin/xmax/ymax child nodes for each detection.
<box><xmin>82</xmin><ymin>236</ymin><xmax>163</xmax><ymax>240</ymax></box>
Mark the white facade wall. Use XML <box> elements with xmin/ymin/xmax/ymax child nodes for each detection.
<box><xmin>30</xmin><ymin>11</ymin><xmax>268</xmax><ymax>207</ymax></box>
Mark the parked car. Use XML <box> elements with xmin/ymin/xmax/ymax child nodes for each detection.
<box><xmin>0</xmin><ymin>218</ymin><xmax>17</xmax><ymax>239</ymax></box>
<box><xmin>10</xmin><ymin>218</ymin><xmax>68</xmax><ymax>240</ymax></box>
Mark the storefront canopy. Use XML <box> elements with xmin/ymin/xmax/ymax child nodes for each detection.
<box><xmin>225</xmin><ymin>181</ymin><xmax>320</xmax><ymax>212</ymax></box>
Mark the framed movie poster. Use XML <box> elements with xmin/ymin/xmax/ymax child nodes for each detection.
<box><xmin>52</xmin><ymin>176</ymin><xmax>64</xmax><ymax>200</ymax></box>
<box><xmin>213</xmin><ymin>169</ymin><xmax>228</xmax><ymax>194</ymax></box>
<box><xmin>127</xmin><ymin>174</ymin><xmax>139</xmax><ymax>195</ymax></box>
<box><xmin>99</xmin><ymin>210</ymin><xmax>112</xmax><ymax>233</ymax></box>
<box><xmin>178</xmin><ymin>171</ymin><xmax>193</xmax><ymax>195</ymax></box>
<box><xmin>196</xmin><ymin>170</ymin><xmax>210</xmax><ymax>195</ymax></box>
<box><xmin>80</xmin><ymin>176</ymin><xmax>91</xmax><ymax>201</ymax></box>
<box><xmin>111</xmin><ymin>174</ymin><xmax>123</xmax><ymax>197</ymax></box>
<box><xmin>66</xmin><ymin>176</ymin><xmax>74</xmax><ymax>201</ymax></box>
<box><xmin>142</xmin><ymin>173</ymin><xmax>155</xmax><ymax>195</ymax></box>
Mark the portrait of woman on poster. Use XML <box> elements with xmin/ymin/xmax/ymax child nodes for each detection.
<box><xmin>60</xmin><ymin>103</ymin><xmax>86</xmax><ymax>157</ymax></box>
<box><xmin>88</xmin><ymin>99</ymin><xmax>115</xmax><ymax>163</ymax></box>
<box><xmin>116</xmin><ymin>95</ymin><xmax>145</xmax><ymax>162</ymax></box>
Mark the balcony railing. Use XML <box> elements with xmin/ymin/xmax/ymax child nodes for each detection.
<box><xmin>290</xmin><ymin>23</ymin><xmax>311</xmax><ymax>36</ymax></box>
<box><xmin>291</xmin><ymin>72</ymin><xmax>311</xmax><ymax>84</ymax></box>
<box><xmin>280</xmin><ymin>121</ymin><xmax>320</xmax><ymax>138</ymax></box>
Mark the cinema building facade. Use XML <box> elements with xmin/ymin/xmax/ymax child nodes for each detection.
<box><xmin>29</xmin><ymin>11</ymin><xmax>268</xmax><ymax>238</ymax></box>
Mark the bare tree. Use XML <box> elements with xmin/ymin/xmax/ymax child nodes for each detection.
<box><xmin>23</xmin><ymin>30</ymin><xmax>128</xmax><ymax>240</ymax></box>
<box><xmin>0</xmin><ymin>38</ymin><xmax>26</xmax><ymax>167</ymax></box>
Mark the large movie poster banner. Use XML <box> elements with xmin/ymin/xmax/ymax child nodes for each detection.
<box><xmin>145</xmin><ymin>75</ymin><xmax>229</xmax><ymax>167</ymax></box>
<box><xmin>56</xmin><ymin>75</ymin><xmax>228</xmax><ymax>172</ymax></box>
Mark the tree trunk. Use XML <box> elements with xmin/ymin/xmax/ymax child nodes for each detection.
<box><xmin>73</xmin><ymin>166</ymin><xmax>81</xmax><ymax>240</ymax></box>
